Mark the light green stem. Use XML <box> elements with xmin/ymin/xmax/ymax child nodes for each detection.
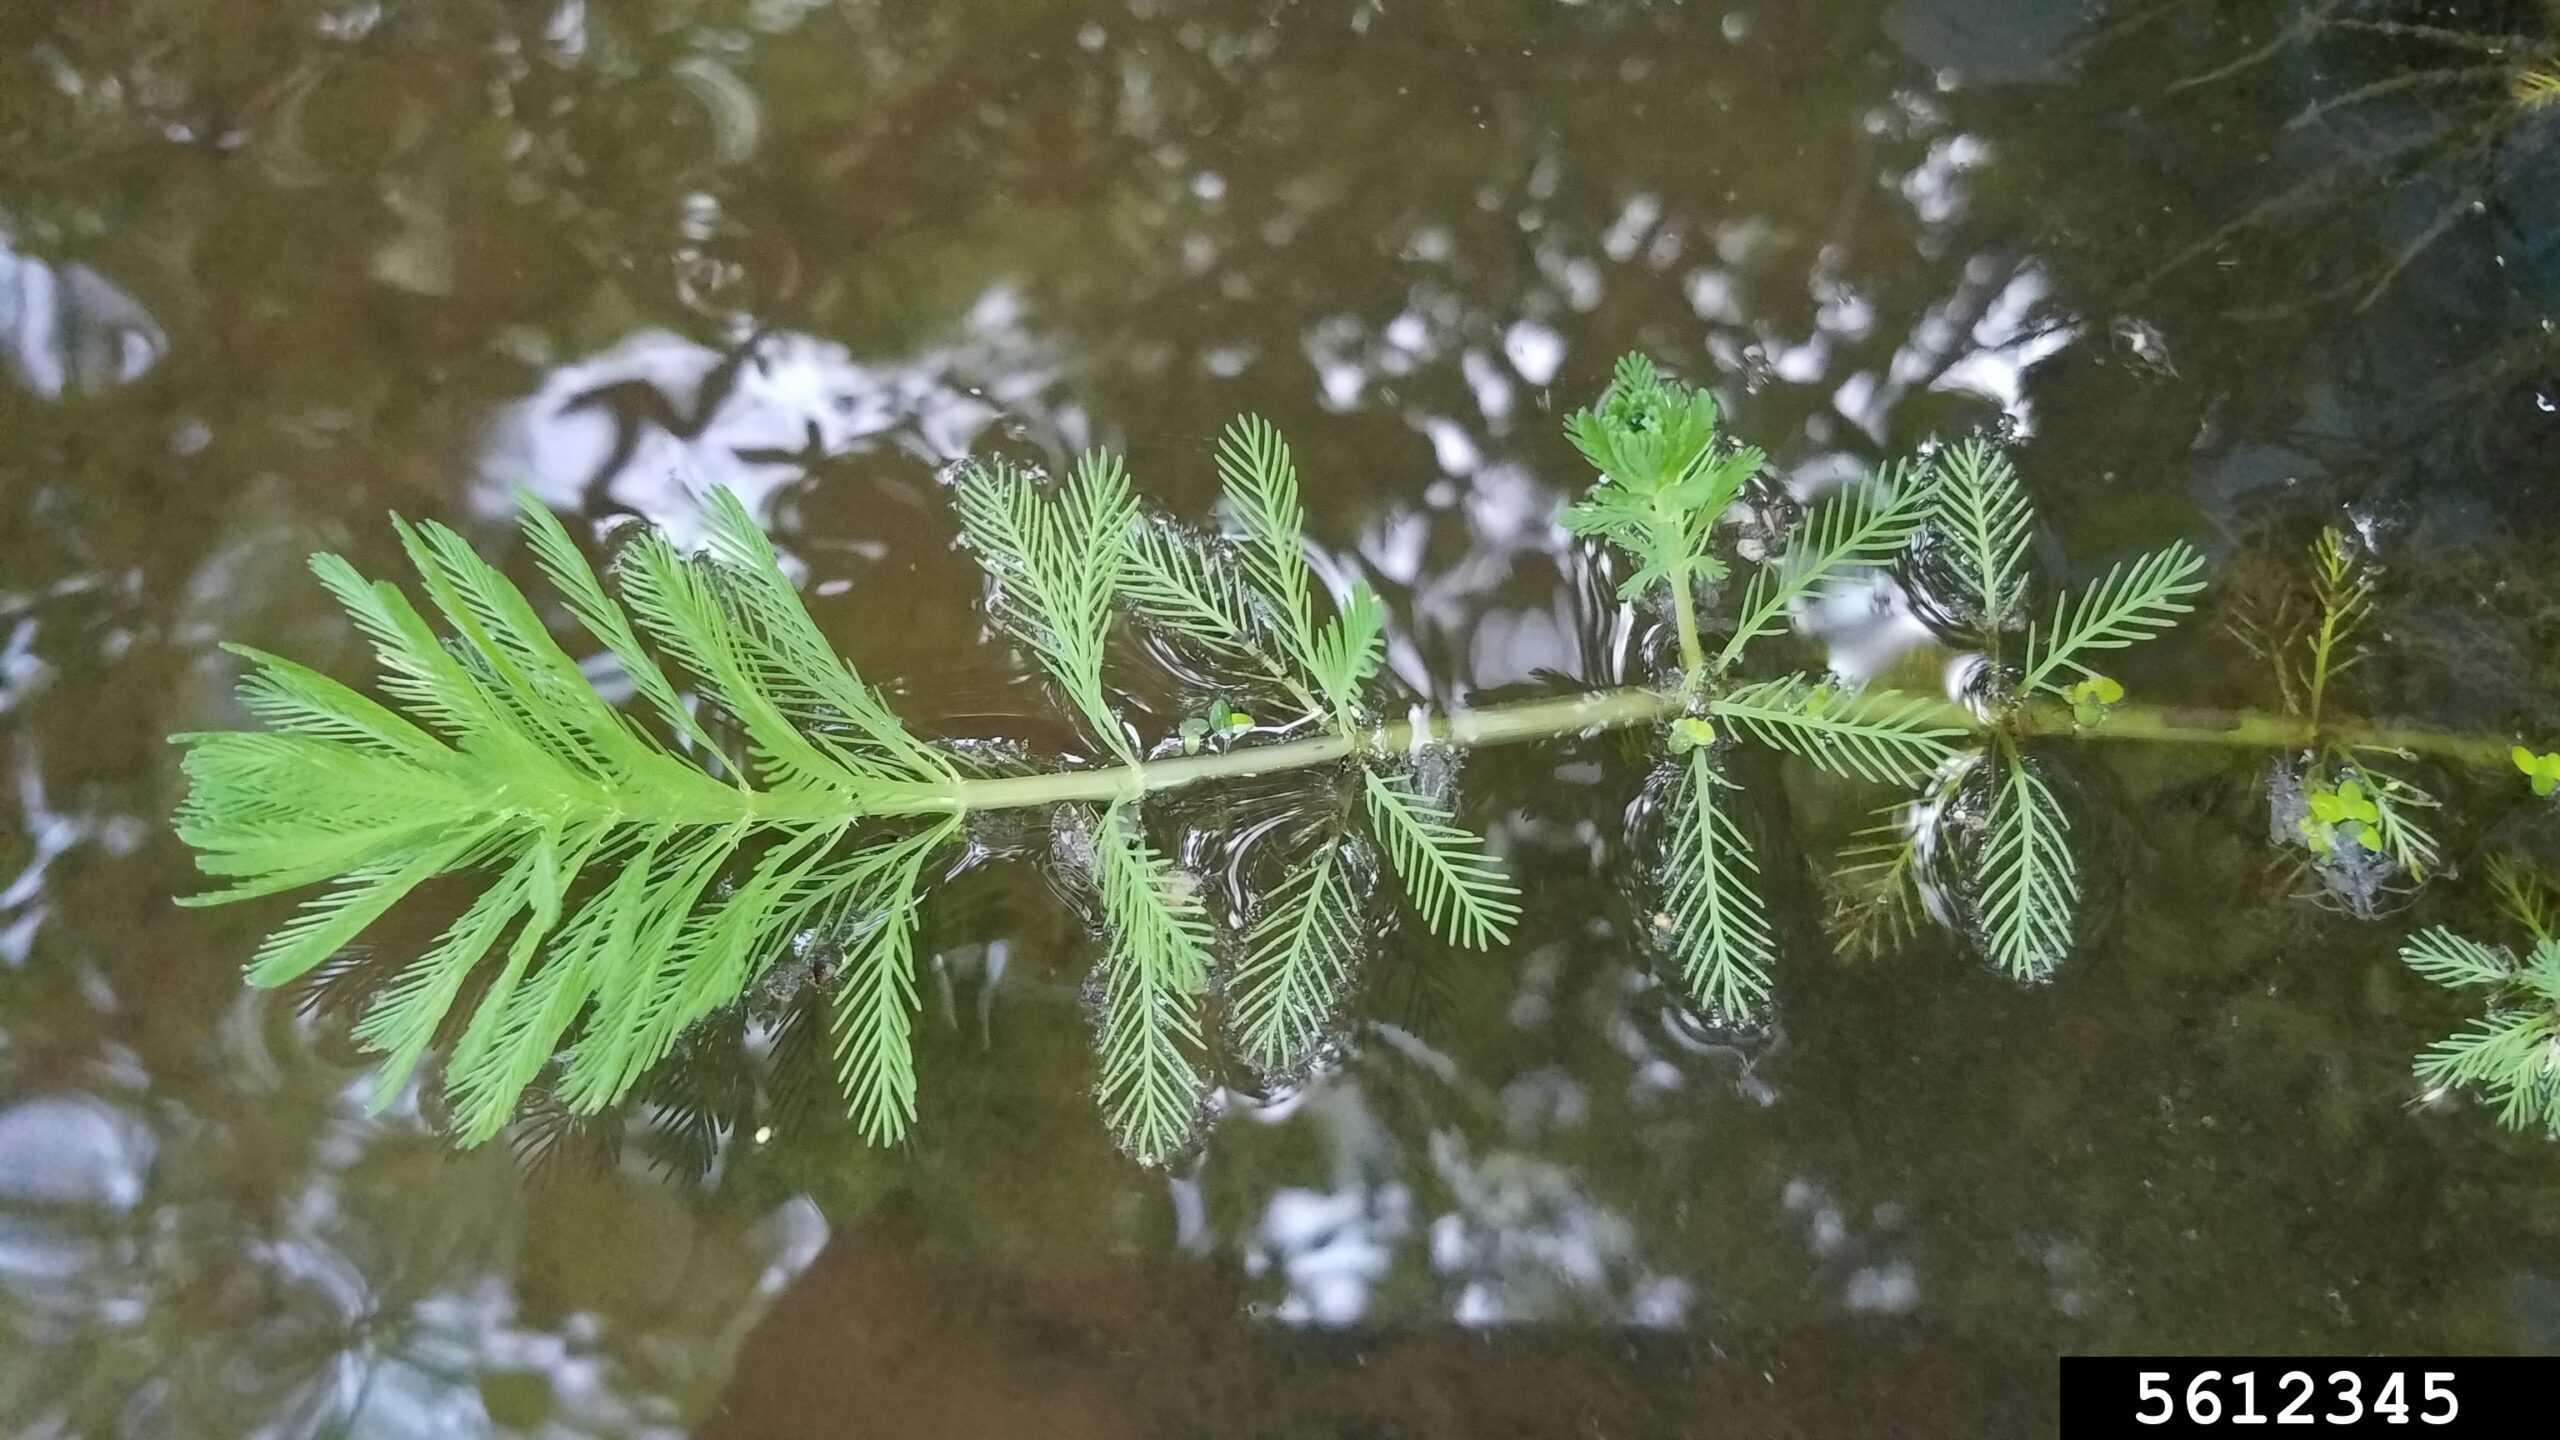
<box><xmin>873</xmin><ymin>686</ymin><xmax>2516</xmax><ymax>817</ymax></box>
<box><xmin>1642</xmin><ymin>487</ymin><xmax>1709</xmax><ymax>684</ymax></box>
<box><xmin>910</xmin><ymin>688</ymin><xmax>1678</xmax><ymax>813</ymax></box>
<box><xmin>1668</xmin><ymin>573</ymin><xmax>1708</xmax><ymax>686</ymax></box>
<box><xmin>2305</xmin><ymin>607</ymin><xmax>2341</xmax><ymax>733</ymax></box>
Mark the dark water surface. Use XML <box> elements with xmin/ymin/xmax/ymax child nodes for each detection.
<box><xmin>5</xmin><ymin>1</ymin><xmax>2560</xmax><ymax>1435</ymax></box>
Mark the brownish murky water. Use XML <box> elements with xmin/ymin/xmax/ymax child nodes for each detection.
<box><xmin>5</xmin><ymin>2</ymin><xmax>2560</xmax><ymax>1435</ymax></box>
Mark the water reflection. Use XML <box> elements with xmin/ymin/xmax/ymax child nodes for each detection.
<box><xmin>1236</xmin><ymin>1054</ymin><xmax>1691</xmax><ymax>1330</ymax></box>
<box><xmin>477</xmin><ymin>290</ymin><xmax>1058</xmax><ymax>545</ymax></box>
<box><xmin>0</xmin><ymin>987</ymin><xmax>831</xmax><ymax>1435</ymax></box>
<box><xmin>0</xmin><ymin>228</ymin><xmax>165</xmax><ymax>399</ymax></box>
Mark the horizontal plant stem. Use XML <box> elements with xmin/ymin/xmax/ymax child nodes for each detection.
<box><xmin>904</xmin><ymin>686</ymin><xmax>2520</xmax><ymax>816</ymax></box>
<box><xmin>2014</xmin><ymin>699</ymin><xmax>2517</xmax><ymax>769</ymax></box>
<box><xmin>928</xmin><ymin>688</ymin><xmax>1680</xmax><ymax>812</ymax></box>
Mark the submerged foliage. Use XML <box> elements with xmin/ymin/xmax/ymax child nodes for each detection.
<box><xmin>2242</xmin><ymin>528</ymin><xmax>2446</xmax><ymax>911</ymax></box>
<box><xmin>173</xmin><ymin>351</ymin><xmax>2559</xmax><ymax>1162</ymax></box>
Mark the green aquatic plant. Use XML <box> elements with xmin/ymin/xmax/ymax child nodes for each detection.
<box><xmin>1821</xmin><ymin>801</ymin><xmax>1933</xmax><ymax>965</ymax></box>
<box><xmin>1560</xmin><ymin>352</ymin><xmax>1766</xmax><ymax>688</ymax></box>
<box><xmin>2299</xmin><ymin>774</ymin><xmax>2384</xmax><ymax>859</ymax></box>
<box><xmin>2249</xmin><ymin>529</ymin><xmax>2444</xmax><ymax>893</ymax></box>
<box><xmin>173</xmin><ymin>353</ymin><xmax>2560</xmax><ymax>1162</ymax></box>
<box><xmin>2061</xmin><ymin>674</ymin><xmax>2124</xmax><ymax>728</ymax></box>
<box><xmin>2402</xmin><ymin>859</ymin><xmax>2560</xmax><ymax>1137</ymax></box>
<box><xmin>1773</xmin><ymin>440</ymin><xmax>2201</xmax><ymax>983</ymax></box>
<box><xmin>2298</xmin><ymin>526</ymin><xmax>2371</xmax><ymax>735</ymax></box>
<box><xmin>2515</xmin><ymin>745</ymin><xmax>2560</xmax><ymax>798</ymax></box>
<box><xmin>2520</xmin><ymin>62</ymin><xmax>2560</xmax><ymax>109</ymax></box>
<box><xmin>175</xmin><ymin>492</ymin><xmax>971</xmax><ymax>1148</ymax></box>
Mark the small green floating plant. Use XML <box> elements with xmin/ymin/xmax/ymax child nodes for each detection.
<box><xmin>171</xmin><ymin>353</ymin><xmax>2560</xmax><ymax>1162</ymax></box>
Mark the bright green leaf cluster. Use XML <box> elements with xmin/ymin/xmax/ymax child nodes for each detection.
<box><xmin>962</xmin><ymin>418</ymin><xmax>1522</xmax><ymax>1148</ymax></box>
<box><xmin>2300</xmin><ymin>775</ymin><xmax>2382</xmax><ymax>856</ymax></box>
<box><xmin>954</xmin><ymin>453</ymin><xmax>1141</xmax><ymax>765</ymax></box>
<box><xmin>2063</xmin><ymin>673</ymin><xmax>2124</xmax><ymax>727</ymax></box>
<box><xmin>2514</xmin><ymin>745</ymin><xmax>2560</xmax><ymax>798</ymax></box>
<box><xmin>2292</xmin><ymin>759</ymin><xmax>2440</xmax><ymax>886</ymax></box>
<box><xmin>2403</xmin><ymin>869</ymin><xmax>2560</xmax><ymax>1136</ymax></box>
<box><xmin>1555</xmin><ymin>360</ymin><xmax>2201</xmax><ymax>1012</ymax></box>
<box><xmin>1667</xmin><ymin>716</ymin><xmax>1717</xmax><ymax>751</ymax></box>
<box><xmin>175</xmin><ymin>490</ymin><xmax>963</xmax><ymax>1149</ymax></box>
<box><xmin>1560</xmin><ymin>353</ymin><xmax>1766</xmax><ymax>603</ymax></box>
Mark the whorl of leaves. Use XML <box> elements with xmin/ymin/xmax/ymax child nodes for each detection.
<box><xmin>175</xmin><ymin>490</ymin><xmax>960</xmax><ymax>1147</ymax></box>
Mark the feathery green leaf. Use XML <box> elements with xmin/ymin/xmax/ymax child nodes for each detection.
<box><xmin>1361</xmin><ymin>768</ymin><xmax>1521</xmax><ymax>950</ymax></box>
<box><xmin>2298</xmin><ymin>526</ymin><xmax>2372</xmax><ymax>726</ymax></box>
<box><xmin>222</xmin><ymin>643</ymin><xmax>447</xmax><ymax>763</ymax></box>
<box><xmin>2399</xmin><ymin>909</ymin><xmax>2560</xmax><ymax>1135</ymax></box>
<box><xmin>1091</xmin><ymin>800</ymin><xmax>1214</xmax><ymax>1165</ymax></box>
<box><xmin>616</xmin><ymin>529</ymin><xmax>912</xmax><ymax>800</ymax></box>
<box><xmin>2526</xmin><ymin>939</ymin><xmax>2560</xmax><ymax>1009</ymax></box>
<box><xmin>2401</xmin><ymin>926</ymin><xmax>2516</xmax><ymax>990</ymax></box>
<box><xmin>955</xmin><ymin>452</ymin><xmax>1140</xmax><ymax>765</ymax></box>
<box><xmin>517</xmin><ymin>492</ymin><xmax>737</xmax><ymax>770</ymax></box>
<box><xmin>1119</xmin><ymin>519</ymin><xmax>1318</xmax><ymax>719</ymax></box>
<box><xmin>1309</xmin><ymin>581</ymin><xmax>1386</xmax><ymax>724</ymax></box>
<box><xmin>1713</xmin><ymin>676</ymin><xmax>1967</xmax><ymax>785</ymax></box>
<box><xmin>1120</xmin><ymin>518</ymin><xmax>1263</xmax><ymax>660</ymax></box>
<box><xmin>1824</xmin><ymin>802</ymin><xmax>1930</xmax><ymax>963</ymax></box>
<box><xmin>2023</xmin><ymin>542</ymin><xmax>2208</xmax><ymax>693</ymax></box>
<box><xmin>1231</xmin><ymin>835</ymin><xmax>1373</xmax><ymax>1074</ymax></box>
<box><xmin>2416</xmin><ymin>1008</ymin><xmax>2560</xmax><ymax>1135</ymax></box>
<box><xmin>698</xmin><ymin>488</ymin><xmax>956</xmax><ymax>784</ymax></box>
<box><xmin>1926</xmin><ymin>438</ymin><xmax>2034</xmax><ymax>634</ymax></box>
<box><xmin>1975</xmin><ymin>747</ymin><xmax>2077</xmax><ymax>981</ymax></box>
<box><xmin>1216</xmin><ymin>415</ymin><xmax>1323</xmax><ymax>677</ymax></box>
<box><xmin>827</xmin><ymin>819</ymin><xmax>958</xmax><ymax>1146</ymax></box>
<box><xmin>238</xmin><ymin>842</ymin><xmax>478</xmax><ymax>980</ymax></box>
<box><xmin>2490</xmin><ymin>856</ymin><xmax>2555</xmax><ymax>942</ymax></box>
<box><xmin>442</xmin><ymin>828</ymin><xmax>658</xmax><ymax>1143</ymax></box>
<box><xmin>1716</xmin><ymin>462</ymin><xmax>1937</xmax><ymax>673</ymax></box>
<box><xmin>1659</xmin><ymin>750</ymin><xmax>1775</xmax><ymax>1018</ymax></box>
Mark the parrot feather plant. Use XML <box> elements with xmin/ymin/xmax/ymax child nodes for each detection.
<box><xmin>172</xmin><ymin>354</ymin><xmax>2560</xmax><ymax>1163</ymax></box>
